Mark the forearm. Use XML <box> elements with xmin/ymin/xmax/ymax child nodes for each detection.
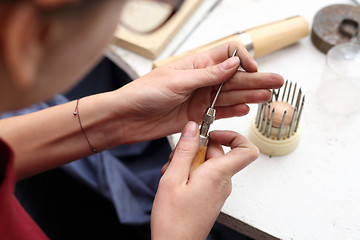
<box><xmin>0</xmin><ymin>91</ymin><xmax>128</xmax><ymax>180</ymax></box>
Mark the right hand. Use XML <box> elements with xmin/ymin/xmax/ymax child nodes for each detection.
<box><xmin>112</xmin><ymin>42</ymin><xmax>283</xmax><ymax>145</ymax></box>
<box><xmin>151</xmin><ymin>121</ymin><xmax>259</xmax><ymax>240</ymax></box>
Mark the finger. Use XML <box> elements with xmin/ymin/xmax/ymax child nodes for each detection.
<box><xmin>214</xmin><ymin>104</ymin><xmax>250</xmax><ymax>119</ymax></box>
<box><xmin>228</xmin><ymin>43</ymin><xmax>258</xmax><ymax>73</ymax></box>
<box><xmin>206</xmin><ymin>131</ymin><xmax>259</xmax><ymax>177</ymax></box>
<box><xmin>175</xmin><ymin>56</ymin><xmax>240</xmax><ymax>91</ymax></box>
<box><xmin>221</xmin><ymin>72</ymin><xmax>284</xmax><ymax>91</ymax></box>
<box><xmin>168</xmin><ymin>149</ymin><xmax>175</xmax><ymax>161</ymax></box>
<box><xmin>162</xmin><ymin>121</ymin><xmax>200</xmax><ymax>184</ymax></box>
<box><xmin>161</xmin><ymin>149</ymin><xmax>175</xmax><ymax>175</ymax></box>
<box><xmin>161</xmin><ymin>161</ymin><xmax>170</xmax><ymax>175</ymax></box>
<box><xmin>169</xmin><ymin>42</ymin><xmax>257</xmax><ymax>73</ymax></box>
<box><xmin>206</xmin><ymin>140</ymin><xmax>225</xmax><ymax>159</ymax></box>
<box><xmin>198</xmin><ymin>42</ymin><xmax>258</xmax><ymax>73</ymax></box>
<box><xmin>215</xmin><ymin>89</ymin><xmax>272</xmax><ymax>107</ymax></box>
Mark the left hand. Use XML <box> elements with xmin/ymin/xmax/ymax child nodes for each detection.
<box><xmin>151</xmin><ymin>121</ymin><xmax>259</xmax><ymax>239</ymax></box>
<box><xmin>112</xmin><ymin>42</ymin><xmax>283</xmax><ymax>144</ymax></box>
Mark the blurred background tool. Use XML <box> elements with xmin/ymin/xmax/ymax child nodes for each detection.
<box><xmin>249</xmin><ymin>80</ymin><xmax>305</xmax><ymax>157</ymax></box>
<box><xmin>119</xmin><ymin>0</ymin><xmax>185</xmax><ymax>34</ymax></box>
<box><xmin>153</xmin><ymin>15</ymin><xmax>309</xmax><ymax>67</ymax></box>
<box><xmin>169</xmin><ymin>0</ymin><xmax>222</xmax><ymax>56</ymax></box>
<box><xmin>114</xmin><ymin>0</ymin><xmax>204</xmax><ymax>59</ymax></box>
<box><xmin>311</xmin><ymin>4</ymin><xmax>360</xmax><ymax>53</ymax></box>
<box><xmin>190</xmin><ymin>49</ymin><xmax>237</xmax><ymax>171</ymax></box>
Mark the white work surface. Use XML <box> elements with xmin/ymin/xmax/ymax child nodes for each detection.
<box><xmin>106</xmin><ymin>0</ymin><xmax>360</xmax><ymax>239</ymax></box>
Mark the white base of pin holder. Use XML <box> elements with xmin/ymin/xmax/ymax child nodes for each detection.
<box><xmin>248</xmin><ymin>120</ymin><xmax>301</xmax><ymax>157</ymax></box>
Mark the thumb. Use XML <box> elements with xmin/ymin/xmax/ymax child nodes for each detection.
<box><xmin>163</xmin><ymin>121</ymin><xmax>199</xmax><ymax>184</ymax></box>
<box><xmin>184</xmin><ymin>56</ymin><xmax>240</xmax><ymax>89</ymax></box>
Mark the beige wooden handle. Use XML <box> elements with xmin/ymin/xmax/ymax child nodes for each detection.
<box><xmin>153</xmin><ymin>16</ymin><xmax>308</xmax><ymax>68</ymax></box>
<box><xmin>153</xmin><ymin>34</ymin><xmax>241</xmax><ymax>67</ymax></box>
<box><xmin>248</xmin><ymin>15</ymin><xmax>309</xmax><ymax>58</ymax></box>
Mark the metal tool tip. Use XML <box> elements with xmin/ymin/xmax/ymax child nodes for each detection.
<box><xmin>232</xmin><ymin>48</ymin><xmax>238</xmax><ymax>57</ymax></box>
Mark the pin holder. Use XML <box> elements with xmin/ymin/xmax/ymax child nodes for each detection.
<box><xmin>249</xmin><ymin>80</ymin><xmax>305</xmax><ymax>156</ymax></box>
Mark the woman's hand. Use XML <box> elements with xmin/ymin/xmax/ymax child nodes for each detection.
<box><xmin>151</xmin><ymin>121</ymin><xmax>259</xmax><ymax>240</ymax></box>
<box><xmin>113</xmin><ymin>42</ymin><xmax>284</xmax><ymax>144</ymax></box>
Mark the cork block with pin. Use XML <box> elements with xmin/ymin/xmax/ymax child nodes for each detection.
<box><xmin>249</xmin><ymin>80</ymin><xmax>305</xmax><ymax>156</ymax></box>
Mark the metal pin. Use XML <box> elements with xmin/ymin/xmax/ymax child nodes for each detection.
<box><xmin>287</xmin><ymin>107</ymin><xmax>298</xmax><ymax>138</ymax></box>
<box><xmin>256</xmin><ymin>103</ymin><xmax>265</xmax><ymax>128</ymax></box>
<box><xmin>281</xmin><ymin>80</ymin><xmax>288</xmax><ymax>101</ymax></box>
<box><xmin>277</xmin><ymin>110</ymin><xmax>287</xmax><ymax>140</ymax></box>
<box><xmin>262</xmin><ymin>104</ymin><xmax>271</xmax><ymax>135</ymax></box>
<box><xmin>266</xmin><ymin>108</ymin><xmax>275</xmax><ymax>138</ymax></box>
<box><xmin>291</xmin><ymin>83</ymin><xmax>297</xmax><ymax>105</ymax></box>
<box><xmin>295</xmin><ymin>96</ymin><xmax>305</xmax><ymax>132</ymax></box>
<box><xmin>295</xmin><ymin>88</ymin><xmax>302</xmax><ymax>110</ymax></box>
<box><xmin>286</xmin><ymin>82</ymin><xmax>292</xmax><ymax>103</ymax></box>
<box><xmin>258</xmin><ymin>103</ymin><xmax>267</xmax><ymax>130</ymax></box>
<box><xmin>271</xmin><ymin>89</ymin><xmax>276</xmax><ymax>102</ymax></box>
<box><xmin>210</xmin><ymin>49</ymin><xmax>238</xmax><ymax>109</ymax></box>
<box><xmin>274</xmin><ymin>88</ymin><xmax>280</xmax><ymax>101</ymax></box>
<box><xmin>255</xmin><ymin>103</ymin><xmax>262</xmax><ymax>125</ymax></box>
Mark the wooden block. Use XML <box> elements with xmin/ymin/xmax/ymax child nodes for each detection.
<box><xmin>113</xmin><ymin>0</ymin><xmax>204</xmax><ymax>59</ymax></box>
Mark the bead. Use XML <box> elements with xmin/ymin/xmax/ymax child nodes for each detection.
<box><xmin>266</xmin><ymin>102</ymin><xmax>295</xmax><ymax>128</ymax></box>
<box><xmin>73</xmin><ymin>112</ymin><xmax>77</xmax><ymax>116</ymax></box>
<box><xmin>92</xmin><ymin>148</ymin><xmax>97</xmax><ymax>152</ymax></box>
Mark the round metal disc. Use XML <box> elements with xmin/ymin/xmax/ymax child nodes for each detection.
<box><xmin>311</xmin><ymin>4</ymin><xmax>360</xmax><ymax>53</ymax></box>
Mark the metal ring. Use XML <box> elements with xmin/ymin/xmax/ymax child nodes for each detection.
<box><xmin>237</xmin><ymin>32</ymin><xmax>255</xmax><ymax>57</ymax></box>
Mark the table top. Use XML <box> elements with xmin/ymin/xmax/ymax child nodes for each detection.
<box><xmin>106</xmin><ymin>0</ymin><xmax>360</xmax><ymax>239</ymax></box>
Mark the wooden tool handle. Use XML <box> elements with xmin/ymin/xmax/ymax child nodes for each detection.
<box><xmin>247</xmin><ymin>15</ymin><xmax>309</xmax><ymax>58</ymax></box>
<box><xmin>153</xmin><ymin>16</ymin><xmax>309</xmax><ymax>68</ymax></box>
<box><xmin>190</xmin><ymin>146</ymin><xmax>207</xmax><ymax>172</ymax></box>
<box><xmin>184</xmin><ymin>34</ymin><xmax>243</xmax><ymax>55</ymax></box>
<box><xmin>153</xmin><ymin>34</ymin><xmax>241</xmax><ymax>67</ymax></box>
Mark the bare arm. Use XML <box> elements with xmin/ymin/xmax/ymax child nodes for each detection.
<box><xmin>0</xmin><ymin>42</ymin><xmax>283</xmax><ymax>180</ymax></box>
<box><xmin>0</xmin><ymin>92</ymin><xmax>125</xmax><ymax>179</ymax></box>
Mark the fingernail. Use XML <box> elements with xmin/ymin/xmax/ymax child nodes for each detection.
<box><xmin>182</xmin><ymin>121</ymin><xmax>197</xmax><ymax>138</ymax></box>
<box><xmin>220</xmin><ymin>56</ymin><xmax>240</xmax><ymax>70</ymax></box>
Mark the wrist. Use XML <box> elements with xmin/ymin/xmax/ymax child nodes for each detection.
<box><xmin>75</xmin><ymin>91</ymin><xmax>127</xmax><ymax>150</ymax></box>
